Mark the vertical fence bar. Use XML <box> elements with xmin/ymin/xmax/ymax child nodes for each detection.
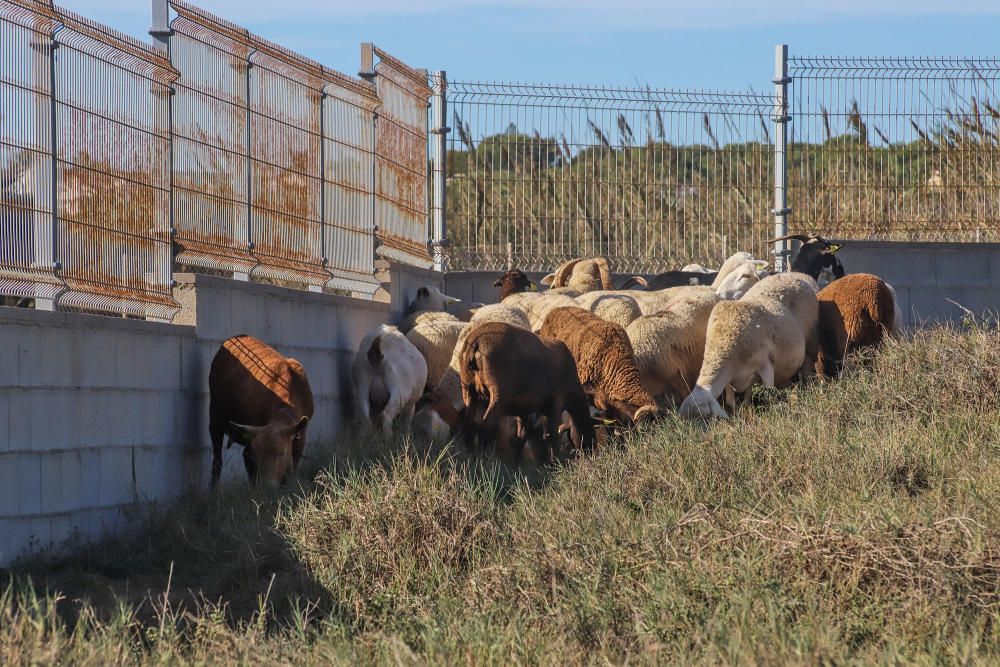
<box><xmin>359</xmin><ymin>42</ymin><xmax>378</xmax><ymax>271</ymax></box>
<box><xmin>430</xmin><ymin>70</ymin><xmax>448</xmax><ymax>271</ymax></box>
<box><xmin>773</xmin><ymin>44</ymin><xmax>791</xmax><ymax>272</ymax></box>
<box><xmin>149</xmin><ymin>0</ymin><xmax>173</xmax><ymax>315</ymax></box>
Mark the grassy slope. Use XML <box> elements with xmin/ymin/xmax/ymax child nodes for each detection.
<box><xmin>4</xmin><ymin>325</ymin><xmax>1000</xmax><ymax>665</ymax></box>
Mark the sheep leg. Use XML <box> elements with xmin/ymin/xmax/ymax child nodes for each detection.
<box><xmin>723</xmin><ymin>386</ymin><xmax>737</xmax><ymax>415</ymax></box>
<box><xmin>757</xmin><ymin>361</ymin><xmax>775</xmax><ymax>388</ymax></box>
<box><xmin>380</xmin><ymin>392</ymin><xmax>406</xmax><ymax>437</ymax></box>
<box><xmin>400</xmin><ymin>401</ymin><xmax>416</xmax><ymax>434</ymax></box>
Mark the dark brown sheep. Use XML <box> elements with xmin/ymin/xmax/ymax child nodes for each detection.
<box><xmin>208</xmin><ymin>335</ymin><xmax>314</xmax><ymax>487</ymax></box>
<box><xmin>459</xmin><ymin>322</ymin><xmax>595</xmax><ymax>463</ymax></box>
<box><xmin>539</xmin><ymin>306</ymin><xmax>658</xmax><ymax>424</ymax></box>
<box><xmin>493</xmin><ymin>269</ymin><xmax>536</xmax><ymax>301</ymax></box>
<box><xmin>815</xmin><ymin>273</ymin><xmax>896</xmax><ymax>377</ymax></box>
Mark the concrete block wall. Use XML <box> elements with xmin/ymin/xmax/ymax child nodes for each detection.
<box><xmin>0</xmin><ymin>309</ymin><xmax>199</xmax><ymax>564</ymax></box>
<box><xmin>0</xmin><ymin>263</ymin><xmax>448</xmax><ymax>566</ymax></box>
<box><xmin>835</xmin><ymin>241</ymin><xmax>1000</xmax><ymax>327</ymax></box>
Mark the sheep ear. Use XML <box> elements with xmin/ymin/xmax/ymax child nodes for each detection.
<box><xmin>417</xmin><ymin>287</ymin><xmax>428</xmax><ymax>297</ymax></box>
<box><xmin>492</xmin><ymin>277</ymin><xmax>503</xmax><ymax>287</ymax></box>
<box><xmin>540</xmin><ymin>273</ymin><xmax>555</xmax><ymax>286</ymax></box>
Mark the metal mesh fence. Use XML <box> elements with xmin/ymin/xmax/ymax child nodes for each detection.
<box><xmin>446</xmin><ymin>82</ymin><xmax>777</xmax><ymax>273</ymax></box>
<box><xmin>788</xmin><ymin>56</ymin><xmax>1000</xmax><ymax>242</ymax></box>
<box><xmin>371</xmin><ymin>46</ymin><xmax>433</xmax><ymax>268</ymax></box>
<box><xmin>1</xmin><ymin>0</ymin><xmax>177</xmax><ymax>318</ymax></box>
<box><xmin>0</xmin><ymin>0</ymin><xmax>59</xmax><ymax>300</ymax></box>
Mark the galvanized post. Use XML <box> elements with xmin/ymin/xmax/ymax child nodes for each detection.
<box><xmin>772</xmin><ymin>44</ymin><xmax>791</xmax><ymax>272</ymax></box>
<box><xmin>359</xmin><ymin>43</ymin><xmax>379</xmax><ymax>277</ymax></box>
<box><xmin>148</xmin><ymin>0</ymin><xmax>172</xmax><ymax>49</ymax></box>
<box><xmin>430</xmin><ymin>70</ymin><xmax>449</xmax><ymax>272</ymax></box>
<box><xmin>236</xmin><ymin>50</ymin><xmax>258</xmax><ymax>281</ymax></box>
<box><xmin>149</xmin><ymin>0</ymin><xmax>175</xmax><ymax>317</ymax></box>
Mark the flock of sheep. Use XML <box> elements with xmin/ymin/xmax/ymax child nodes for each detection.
<box><xmin>349</xmin><ymin>234</ymin><xmax>901</xmax><ymax>467</ymax></box>
<box><xmin>204</xmin><ymin>234</ymin><xmax>899</xmax><ymax>485</ymax></box>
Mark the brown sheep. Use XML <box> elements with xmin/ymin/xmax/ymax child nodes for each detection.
<box><xmin>815</xmin><ymin>273</ymin><xmax>896</xmax><ymax>377</ymax></box>
<box><xmin>459</xmin><ymin>322</ymin><xmax>595</xmax><ymax>463</ymax></box>
<box><xmin>493</xmin><ymin>269</ymin><xmax>536</xmax><ymax>300</ymax></box>
<box><xmin>541</xmin><ymin>257</ymin><xmax>614</xmax><ymax>293</ymax></box>
<box><xmin>539</xmin><ymin>306</ymin><xmax>658</xmax><ymax>425</ymax></box>
<box><xmin>208</xmin><ymin>335</ymin><xmax>313</xmax><ymax>488</ymax></box>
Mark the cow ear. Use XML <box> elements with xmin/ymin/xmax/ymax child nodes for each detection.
<box><xmin>230</xmin><ymin>422</ymin><xmax>264</xmax><ymax>441</ymax></box>
<box><xmin>492</xmin><ymin>277</ymin><xmax>503</xmax><ymax>287</ymax></box>
<box><xmin>288</xmin><ymin>415</ymin><xmax>309</xmax><ymax>434</ymax></box>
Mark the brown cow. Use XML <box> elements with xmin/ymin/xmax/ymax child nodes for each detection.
<box><xmin>208</xmin><ymin>335</ymin><xmax>314</xmax><ymax>487</ymax></box>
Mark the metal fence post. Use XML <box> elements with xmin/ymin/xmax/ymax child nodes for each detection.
<box><xmin>430</xmin><ymin>70</ymin><xmax>449</xmax><ymax>272</ymax></box>
<box><xmin>359</xmin><ymin>42</ymin><xmax>379</xmax><ymax>279</ymax></box>
<box><xmin>149</xmin><ymin>0</ymin><xmax>175</xmax><ymax>317</ymax></box>
<box><xmin>773</xmin><ymin>44</ymin><xmax>791</xmax><ymax>272</ymax></box>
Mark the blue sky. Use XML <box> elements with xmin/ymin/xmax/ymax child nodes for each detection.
<box><xmin>60</xmin><ymin>1</ymin><xmax>1000</xmax><ymax>92</ymax></box>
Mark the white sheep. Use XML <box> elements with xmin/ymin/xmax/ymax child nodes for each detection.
<box><xmin>352</xmin><ymin>324</ymin><xmax>428</xmax><ymax>436</ymax></box>
<box><xmin>501</xmin><ymin>291</ymin><xmax>579</xmax><ymax>331</ymax></box>
<box><xmin>405</xmin><ymin>319</ymin><xmax>469</xmax><ymax>390</ymax></box>
<box><xmin>679</xmin><ymin>272</ymin><xmax>819</xmax><ymax>419</ymax></box>
<box><xmin>469</xmin><ymin>302</ymin><xmax>532</xmax><ymax>330</ymax></box>
<box><xmin>399</xmin><ymin>286</ymin><xmax>462</xmax><ymax>333</ymax></box>
<box><xmin>587</xmin><ymin>293</ymin><xmax>643</xmax><ymax>328</ymax></box>
<box><xmin>626</xmin><ymin>286</ymin><xmax>720</xmax><ymax>404</ymax></box>
<box><xmin>681</xmin><ymin>263</ymin><xmax>712</xmax><ymax>273</ymax></box>
<box><xmin>714</xmin><ymin>260</ymin><xmax>770</xmax><ymax>300</ymax></box>
<box><xmin>399</xmin><ymin>310</ymin><xmax>460</xmax><ymax>333</ymax></box>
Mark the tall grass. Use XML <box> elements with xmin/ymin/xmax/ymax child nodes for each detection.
<box><xmin>4</xmin><ymin>325</ymin><xmax>1000</xmax><ymax>664</ymax></box>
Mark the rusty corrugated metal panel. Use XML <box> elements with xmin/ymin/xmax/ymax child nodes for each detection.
<box><xmin>0</xmin><ymin>0</ymin><xmax>60</xmax><ymax>299</ymax></box>
<box><xmin>372</xmin><ymin>46</ymin><xmax>433</xmax><ymax>268</ymax></box>
<box><xmin>49</xmin><ymin>1</ymin><xmax>179</xmax><ymax>319</ymax></box>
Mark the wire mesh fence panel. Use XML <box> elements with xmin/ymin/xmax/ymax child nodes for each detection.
<box><xmin>788</xmin><ymin>56</ymin><xmax>1000</xmax><ymax>242</ymax></box>
<box><xmin>0</xmin><ymin>1</ymin><xmax>59</xmax><ymax>300</ymax></box>
<box><xmin>373</xmin><ymin>46</ymin><xmax>433</xmax><ymax>268</ymax></box>
<box><xmin>322</xmin><ymin>73</ymin><xmax>380</xmax><ymax>294</ymax></box>
<box><xmin>447</xmin><ymin>82</ymin><xmax>776</xmax><ymax>273</ymax></box>
<box><xmin>169</xmin><ymin>2</ymin><xmax>254</xmax><ymax>274</ymax></box>
<box><xmin>247</xmin><ymin>44</ymin><xmax>326</xmax><ymax>286</ymax></box>
<box><xmin>51</xmin><ymin>4</ymin><xmax>177</xmax><ymax>318</ymax></box>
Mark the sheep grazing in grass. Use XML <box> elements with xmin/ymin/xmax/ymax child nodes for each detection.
<box><xmin>353</xmin><ymin>324</ymin><xmax>427</xmax><ymax>436</ymax></box>
<box><xmin>539</xmin><ymin>307</ymin><xmax>659</xmax><ymax>425</ymax></box>
<box><xmin>626</xmin><ymin>287</ymin><xmax>720</xmax><ymax>405</ymax></box>
<box><xmin>679</xmin><ymin>272</ymin><xmax>819</xmax><ymax>419</ymax></box>
<box><xmin>542</xmin><ymin>256</ymin><xmax>614</xmax><ymax>293</ymax></box>
<box><xmin>459</xmin><ymin>322</ymin><xmax>595</xmax><ymax>463</ymax></box>
<box><xmin>405</xmin><ymin>319</ymin><xmax>469</xmax><ymax>390</ymax></box>
<box><xmin>493</xmin><ymin>269</ymin><xmax>536</xmax><ymax>300</ymax></box>
<box><xmin>815</xmin><ymin>273</ymin><xmax>896</xmax><ymax>377</ymax></box>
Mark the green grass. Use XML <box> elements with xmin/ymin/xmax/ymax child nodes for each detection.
<box><xmin>4</xmin><ymin>324</ymin><xmax>1000</xmax><ymax>664</ymax></box>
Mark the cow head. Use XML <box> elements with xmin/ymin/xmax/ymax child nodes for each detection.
<box><xmin>230</xmin><ymin>413</ymin><xmax>309</xmax><ymax>487</ymax></box>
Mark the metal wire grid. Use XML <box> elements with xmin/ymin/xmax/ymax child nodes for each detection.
<box><xmin>1</xmin><ymin>0</ymin><xmax>178</xmax><ymax>318</ymax></box>
<box><xmin>0</xmin><ymin>1</ymin><xmax>59</xmax><ymax>299</ymax></box>
<box><xmin>788</xmin><ymin>56</ymin><xmax>1000</xmax><ymax>242</ymax></box>
<box><xmin>373</xmin><ymin>47</ymin><xmax>434</xmax><ymax>268</ymax></box>
<box><xmin>446</xmin><ymin>81</ymin><xmax>776</xmax><ymax>273</ymax></box>
<box><xmin>322</xmin><ymin>74</ymin><xmax>381</xmax><ymax>294</ymax></box>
